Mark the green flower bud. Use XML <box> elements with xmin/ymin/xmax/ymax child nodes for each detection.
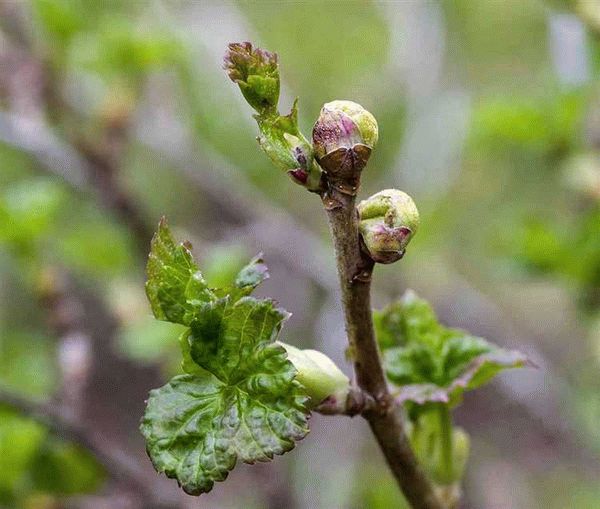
<box><xmin>451</xmin><ymin>427</ymin><xmax>470</xmax><ymax>483</ymax></box>
<box><xmin>408</xmin><ymin>419</ymin><xmax>470</xmax><ymax>485</ymax></box>
<box><xmin>357</xmin><ymin>189</ymin><xmax>419</xmax><ymax>264</ymax></box>
<box><xmin>312</xmin><ymin>100</ymin><xmax>378</xmax><ymax>191</ymax></box>
<box><xmin>278</xmin><ymin>342</ymin><xmax>350</xmax><ymax>407</ymax></box>
<box><xmin>224</xmin><ymin>42</ymin><xmax>280</xmax><ymax>114</ymax></box>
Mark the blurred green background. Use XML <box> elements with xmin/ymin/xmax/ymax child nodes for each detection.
<box><xmin>1</xmin><ymin>0</ymin><xmax>600</xmax><ymax>508</ymax></box>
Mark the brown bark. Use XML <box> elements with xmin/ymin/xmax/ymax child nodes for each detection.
<box><xmin>323</xmin><ymin>188</ymin><xmax>443</xmax><ymax>509</ymax></box>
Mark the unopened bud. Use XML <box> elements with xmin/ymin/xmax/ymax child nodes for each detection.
<box><xmin>312</xmin><ymin>100</ymin><xmax>378</xmax><ymax>192</ymax></box>
<box><xmin>409</xmin><ymin>421</ymin><xmax>470</xmax><ymax>485</ymax></box>
<box><xmin>278</xmin><ymin>342</ymin><xmax>350</xmax><ymax>407</ymax></box>
<box><xmin>358</xmin><ymin>189</ymin><xmax>419</xmax><ymax>264</ymax></box>
<box><xmin>224</xmin><ymin>42</ymin><xmax>280</xmax><ymax>114</ymax></box>
<box><xmin>451</xmin><ymin>427</ymin><xmax>470</xmax><ymax>483</ymax></box>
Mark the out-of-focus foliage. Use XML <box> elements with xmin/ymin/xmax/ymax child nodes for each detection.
<box><xmin>0</xmin><ymin>409</ymin><xmax>104</xmax><ymax>505</ymax></box>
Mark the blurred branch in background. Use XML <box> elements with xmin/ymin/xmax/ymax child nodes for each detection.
<box><xmin>0</xmin><ymin>387</ymin><xmax>166</xmax><ymax>508</ymax></box>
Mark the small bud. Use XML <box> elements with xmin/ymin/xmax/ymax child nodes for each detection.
<box><xmin>358</xmin><ymin>189</ymin><xmax>419</xmax><ymax>264</ymax></box>
<box><xmin>225</xmin><ymin>42</ymin><xmax>324</xmax><ymax>192</ymax></box>
<box><xmin>278</xmin><ymin>342</ymin><xmax>350</xmax><ymax>407</ymax></box>
<box><xmin>312</xmin><ymin>100</ymin><xmax>378</xmax><ymax>190</ymax></box>
<box><xmin>409</xmin><ymin>421</ymin><xmax>470</xmax><ymax>485</ymax></box>
<box><xmin>451</xmin><ymin>427</ymin><xmax>470</xmax><ymax>482</ymax></box>
<box><xmin>224</xmin><ymin>42</ymin><xmax>280</xmax><ymax>114</ymax></box>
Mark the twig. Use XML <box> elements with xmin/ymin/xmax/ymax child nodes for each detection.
<box><xmin>0</xmin><ymin>111</ymin><xmax>89</xmax><ymax>191</ymax></box>
<box><xmin>314</xmin><ymin>386</ymin><xmax>375</xmax><ymax>416</ymax></box>
<box><xmin>322</xmin><ymin>187</ymin><xmax>443</xmax><ymax>509</ymax></box>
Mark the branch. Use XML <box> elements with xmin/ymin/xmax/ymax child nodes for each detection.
<box><xmin>322</xmin><ymin>188</ymin><xmax>443</xmax><ymax>509</ymax></box>
<box><xmin>0</xmin><ymin>109</ymin><xmax>152</xmax><ymax>255</ymax></box>
<box><xmin>0</xmin><ymin>11</ymin><xmax>153</xmax><ymax>255</ymax></box>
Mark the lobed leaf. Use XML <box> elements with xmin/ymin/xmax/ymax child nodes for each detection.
<box><xmin>142</xmin><ymin>220</ymin><xmax>310</xmax><ymax>495</ymax></box>
<box><xmin>395</xmin><ymin>349</ymin><xmax>529</xmax><ymax>406</ymax></box>
<box><xmin>141</xmin><ymin>373</ymin><xmax>307</xmax><ymax>495</ymax></box>
<box><xmin>142</xmin><ymin>297</ymin><xmax>308</xmax><ymax>495</ymax></box>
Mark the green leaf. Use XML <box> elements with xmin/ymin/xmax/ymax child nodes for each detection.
<box><xmin>213</xmin><ymin>253</ymin><xmax>270</xmax><ymax>301</ymax></box>
<box><xmin>383</xmin><ymin>344</ymin><xmax>440</xmax><ymax>386</ymax></box>
<box><xmin>234</xmin><ymin>254</ymin><xmax>269</xmax><ymax>291</ymax></box>
<box><xmin>187</xmin><ymin>298</ymin><xmax>290</xmax><ymax>383</ymax></box>
<box><xmin>374</xmin><ymin>290</ymin><xmax>441</xmax><ymax>350</ymax></box>
<box><xmin>141</xmin><ymin>297</ymin><xmax>309</xmax><ymax>495</ymax></box>
<box><xmin>142</xmin><ymin>219</ymin><xmax>311</xmax><ymax>494</ymax></box>
<box><xmin>0</xmin><ymin>409</ymin><xmax>46</xmax><ymax>495</ymax></box>
<box><xmin>376</xmin><ymin>291</ymin><xmax>529</xmax><ymax>408</ymax></box>
<box><xmin>223</xmin><ymin>43</ymin><xmax>323</xmax><ymax>191</ymax></box>
<box><xmin>224</xmin><ymin>42</ymin><xmax>280</xmax><ymax>114</ymax></box>
<box><xmin>0</xmin><ymin>178</ymin><xmax>66</xmax><ymax>251</ymax></box>
<box><xmin>30</xmin><ymin>439</ymin><xmax>104</xmax><ymax>495</ymax></box>
<box><xmin>145</xmin><ymin>217</ymin><xmax>215</xmax><ymax>325</ymax></box>
<box><xmin>440</xmin><ymin>334</ymin><xmax>495</xmax><ymax>384</ymax></box>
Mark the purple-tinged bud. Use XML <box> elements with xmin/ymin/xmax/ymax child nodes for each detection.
<box><xmin>358</xmin><ymin>189</ymin><xmax>419</xmax><ymax>264</ymax></box>
<box><xmin>287</xmin><ymin>168</ymin><xmax>308</xmax><ymax>185</ymax></box>
<box><xmin>224</xmin><ymin>42</ymin><xmax>280</xmax><ymax>114</ymax></box>
<box><xmin>312</xmin><ymin>100</ymin><xmax>378</xmax><ymax>193</ymax></box>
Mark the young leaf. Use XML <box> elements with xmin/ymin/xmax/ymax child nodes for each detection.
<box><xmin>373</xmin><ymin>291</ymin><xmax>439</xmax><ymax>349</ymax></box>
<box><xmin>223</xmin><ymin>42</ymin><xmax>280</xmax><ymax>115</ymax></box>
<box><xmin>145</xmin><ymin>217</ymin><xmax>215</xmax><ymax>325</ymax></box>
<box><xmin>224</xmin><ymin>42</ymin><xmax>323</xmax><ymax>191</ymax></box>
<box><xmin>141</xmin><ymin>297</ymin><xmax>309</xmax><ymax>495</ymax></box>
<box><xmin>375</xmin><ymin>291</ymin><xmax>529</xmax><ymax>408</ymax></box>
<box><xmin>213</xmin><ymin>253</ymin><xmax>270</xmax><ymax>301</ymax></box>
<box><xmin>142</xmin><ymin>220</ymin><xmax>311</xmax><ymax>495</ymax></box>
<box><xmin>233</xmin><ymin>253</ymin><xmax>269</xmax><ymax>290</ymax></box>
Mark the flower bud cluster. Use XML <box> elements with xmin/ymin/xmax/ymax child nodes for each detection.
<box><xmin>357</xmin><ymin>189</ymin><xmax>420</xmax><ymax>264</ymax></box>
<box><xmin>312</xmin><ymin>100</ymin><xmax>378</xmax><ymax>194</ymax></box>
